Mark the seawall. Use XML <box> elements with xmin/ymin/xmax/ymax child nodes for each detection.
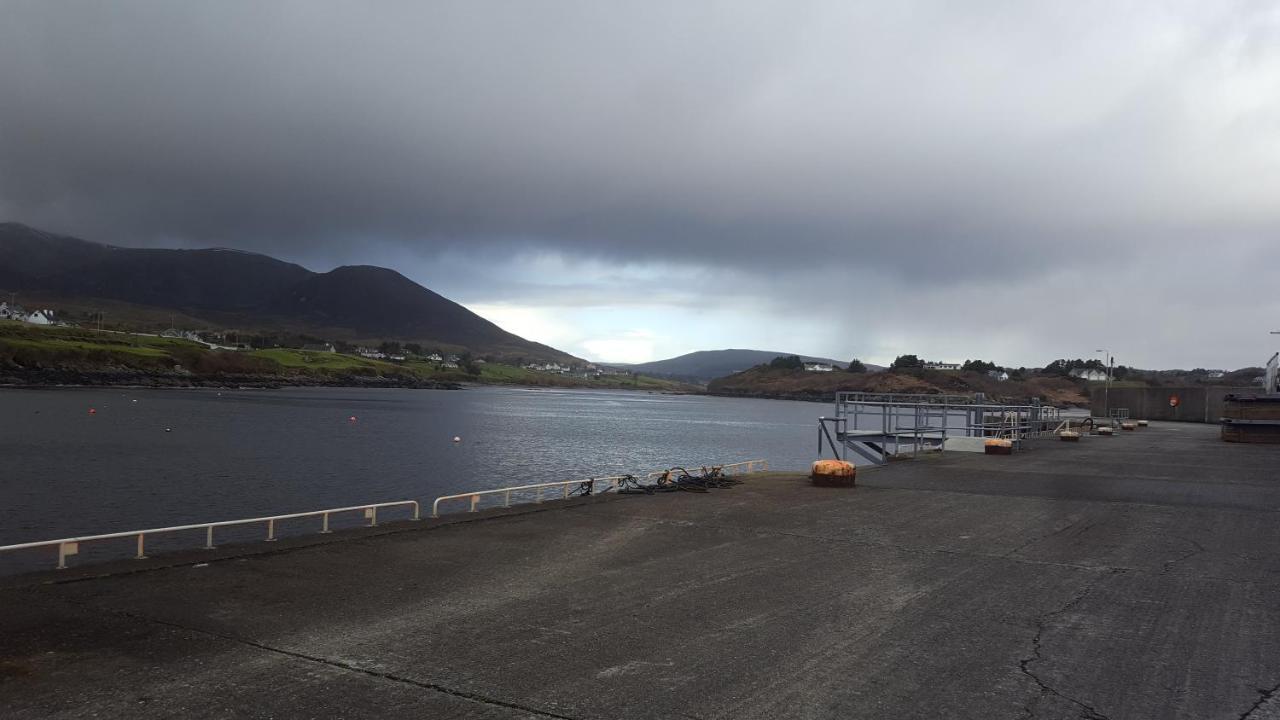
<box><xmin>1089</xmin><ymin>384</ymin><xmax>1252</xmax><ymax>422</ymax></box>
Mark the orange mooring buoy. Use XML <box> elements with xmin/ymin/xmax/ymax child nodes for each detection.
<box><xmin>811</xmin><ymin>459</ymin><xmax>856</xmax><ymax>487</ymax></box>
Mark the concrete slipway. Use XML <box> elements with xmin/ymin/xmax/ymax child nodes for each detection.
<box><xmin>2</xmin><ymin>422</ymin><xmax>1280</xmax><ymax>719</ymax></box>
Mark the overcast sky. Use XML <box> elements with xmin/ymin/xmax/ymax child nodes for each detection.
<box><xmin>2</xmin><ymin>1</ymin><xmax>1278</xmax><ymax>368</ymax></box>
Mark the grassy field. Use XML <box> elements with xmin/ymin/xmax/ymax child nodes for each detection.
<box><xmin>0</xmin><ymin>321</ymin><xmax>689</xmax><ymax>391</ymax></box>
<box><xmin>250</xmin><ymin>348</ymin><xmax>401</xmax><ymax>374</ymax></box>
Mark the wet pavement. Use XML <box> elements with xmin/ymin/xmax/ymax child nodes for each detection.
<box><xmin>2</xmin><ymin>421</ymin><xmax>1278</xmax><ymax>719</ymax></box>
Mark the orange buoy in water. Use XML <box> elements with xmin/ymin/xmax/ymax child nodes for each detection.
<box><xmin>811</xmin><ymin>459</ymin><xmax>855</xmax><ymax>487</ymax></box>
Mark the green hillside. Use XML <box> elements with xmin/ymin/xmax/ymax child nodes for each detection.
<box><xmin>0</xmin><ymin>322</ymin><xmax>689</xmax><ymax>391</ymax></box>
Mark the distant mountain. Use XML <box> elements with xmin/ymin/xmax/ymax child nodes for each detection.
<box><xmin>0</xmin><ymin>222</ymin><xmax>574</xmax><ymax>361</ymax></box>
<box><xmin>623</xmin><ymin>349</ymin><xmax>880</xmax><ymax>382</ymax></box>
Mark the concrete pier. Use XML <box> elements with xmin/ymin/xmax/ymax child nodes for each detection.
<box><xmin>3</xmin><ymin>422</ymin><xmax>1280</xmax><ymax>719</ymax></box>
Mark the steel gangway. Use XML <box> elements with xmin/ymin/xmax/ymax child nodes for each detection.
<box><xmin>818</xmin><ymin>392</ymin><xmax>1061</xmax><ymax>465</ymax></box>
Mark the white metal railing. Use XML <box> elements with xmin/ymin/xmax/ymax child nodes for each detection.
<box><xmin>434</xmin><ymin>460</ymin><xmax>770</xmax><ymax>518</ymax></box>
<box><xmin>432</xmin><ymin>476</ymin><xmax>630</xmax><ymax>518</ymax></box>
<box><xmin>0</xmin><ymin>500</ymin><xmax>420</xmax><ymax>570</ymax></box>
<box><xmin>644</xmin><ymin>459</ymin><xmax>770</xmax><ymax>483</ymax></box>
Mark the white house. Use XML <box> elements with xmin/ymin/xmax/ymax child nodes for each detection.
<box><xmin>0</xmin><ymin>302</ymin><xmax>15</xmax><ymax>320</ymax></box>
<box><xmin>523</xmin><ymin>362</ymin><xmax>571</xmax><ymax>374</ymax></box>
<box><xmin>25</xmin><ymin>309</ymin><xmax>54</xmax><ymax>325</ymax></box>
<box><xmin>425</xmin><ymin>353</ymin><xmax>443</xmax><ymax>362</ymax></box>
<box><xmin>163</xmin><ymin>328</ymin><xmax>205</xmax><ymax>343</ymax></box>
<box><xmin>925</xmin><ymin>361</ymin><xmax>961</xmax><ymax>371</ymax></box>
<box><xmin>987</xmin><ymin>370</ymin><xmax>1010</xmax><ymax>381</ymax></box>
<box><xmin>804</xmin><ymin>362</ymin><xmax>835</xmax><ymax>372</ymax></box>
<box><xmin>1069</xmin><ymin>368</ymin><xmax>1109</xmax><ymax>382</ymax></box>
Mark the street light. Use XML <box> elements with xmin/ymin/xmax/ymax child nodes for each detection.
<box><xmin>1095</xmin><ymin>348</ymin><xmax>1113</xmax><ymax>418</ymax></box>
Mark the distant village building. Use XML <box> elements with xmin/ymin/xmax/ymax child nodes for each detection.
<box><xmin>924</xmin><ymin>361</ymin><xmax>961</xmax><ymax>371</ymax></box>
<box><xmin>0</xmin><ymin>302</ymin><xmax>16</xmax><ymax>320</ymax></box>
<box><xmin>804</xmin><ymin>362</ymin><xmax>835</xmax><ymax>372</ymax></box>
<box><xmin>987</xmin><ymin>370</ymin><xmax>1010</xmax><ymax>382</ymax></box>
<box><xmin>1069</xmin><ymin>368</ymin><xmax>1109</xmax><ymax>382</ymax></box>
<box><xmin>523</xmin><ymin>362</ymin><xmax>571</xmax><ymax>374</ymax></box>
<box><xmin>302</xmin><ymin>343</ymin><xmax>336</xmax><ymax>353</ymax></box>
<box><xmin>3</xmin><ymin>303</ymin><xmax>34</xmax><ymax>322</ymax></box>
<box><xmin>25</xmin><ymin>309</ymin><xmax>54</xmax><ymax>325</ymax></box>
<box><xmin>425</xmin><ymin>353</ymin><xmax>443</xmax><ymax>362</ymax></box>
<box><xmin>1206</xmin><ymin>371</ymin><xmax>1225</xmax><ymax>379</ymax></box>
<box><xmin>162</xmin><ymin>328</ymin><xmax>204</xmax><ymax>342</ymax></box>
<box><xmin>355</xmin><ymin>347</ymin><xmax>387</xmax><ymax>359</ymax></box>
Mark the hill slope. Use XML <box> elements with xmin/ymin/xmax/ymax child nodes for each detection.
<box><xmin>707</xmin><ymin>366</ymin><xmax>1089</xmax><ymax>406</ymax></box>
<box><xmin>0</xmin><ymin>222</ymin><xmax>572</xmax><ymax>361</ymax></box>
<box><xmin>624</xmin><ymin>349</ymin><xmax>872</xmax><ymax>382</ymax></box>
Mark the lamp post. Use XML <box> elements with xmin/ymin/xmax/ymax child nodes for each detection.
<box><xmin>1095</xmin><ymin>348</ymin><xmax>1112</xmax><ymax>418</ymax></box>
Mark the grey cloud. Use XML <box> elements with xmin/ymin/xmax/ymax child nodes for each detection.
<box><xmin>1</xmin><ymin>1</ymin><xmax>1279</xmax><ymax>366</ymax></box>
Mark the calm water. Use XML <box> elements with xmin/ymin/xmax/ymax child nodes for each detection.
<box><xmin>0</xmin><ymin>386</ymin><xmax>826</xmax><ymax>570</ymax></box>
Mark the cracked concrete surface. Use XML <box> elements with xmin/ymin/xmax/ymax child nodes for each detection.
<box><xmin>1239</xmin><ymin>681</ymin><xmax>1280</xmax><ymax>720</ymax></box>
<box><xmin>2</xmin><ymin>421</ymin><xmax>1279</xmax><ymax>719</ymax></box>
<box><xmin>1018</xmin><ymin>571</ymin><xmax>1121</xmax><ymax>719</ymax></box>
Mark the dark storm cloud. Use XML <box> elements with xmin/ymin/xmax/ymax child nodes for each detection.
<box><xmin>2</xmin><ymin>1</ymin><xmax>1279</xmax><ymax>367</ymax></box>
<box><xmin>3</xmin><ymin>2</ymin><xmax>1276</xmax><ymax>276</ymax></box>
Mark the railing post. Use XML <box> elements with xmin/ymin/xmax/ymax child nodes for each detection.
<box><xmin>57</xmin><ymin>542</ymin><xmax>70</xmax><ymax>570</ymax></box>
<box><xmin>369</xmin><ymin>506</ymin><xmax>378</xmax><ymax>527</ymax></box>
<box><xmin>266</xmin><ymin>519</ymin><xmax>276</xmax><ymax>541</ymax></box>
<box><xmin>562</xmin><ymin>484</ymin><xmax>570</xmax><ymax>500</ymax></box>
<box><xmin>321</xmin><ymin>512</ymin><xmax>331</xmax><ymax>533</ymax></box>
<box><xmin>504</xmin><ymin>490</ymin><xmax>511</xmax><ymax>508</ymax></box>
<box><xmin>205</xmin><ymin>526</ymin><xmax>215</xmax><ymax>549</ymax></box>
<box><xmin>469</xmin><ymin>494</ymin><xmax>479</xmax><ymax>513</ymax></box>
<box><xmin>135</xmin><ymin>533</ymin><xmax>147</xmax><ymax>559</ymax></box>
<box><xmin>411</xmin><ymin>502</ymin><xmax>420</xmax><ymax>521</ymax></box>
<box><xmin>535</xmin><ymin>487</ymin><xmax>543</xmax><ymax>504</ymax></box>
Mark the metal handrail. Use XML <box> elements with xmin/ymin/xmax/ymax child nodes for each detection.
<box><xmin>431</xmin><ymin>477</ymin><xmax>630</xmax><ymax>518</ymax></box>
<box><xmin>0</xmin><ymin>500</ymin><xmax>420</xmax><ymax>570</ymax></box>
<box><xmin>435</xmin><ymin>460</ymin><xmax>770</xmax><ymax>518</ymax></box>
<box><xmin>643</xmin><ymin>459</ymin><xmax>770</xmax><ymax>482</ymax></box>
